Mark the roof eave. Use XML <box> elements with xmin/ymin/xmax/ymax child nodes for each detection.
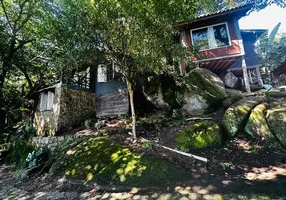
<box><xmin>177</xmin><ymin>4</ymin><xmax>253</xmax><ymax>27</ymax></box>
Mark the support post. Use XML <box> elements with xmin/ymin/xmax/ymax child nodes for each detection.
<box><xmin>256</xmin><ymin>67</ymin><xmax>263</xmax><ymax>87</ymax></box>
<box><xmin>248</xmin><ymin>70</ymin><xmax>253</xmax><ymax>84</ymax></box>
<box><xmin>242</xmin><ymin>56</ymin><xmax>251</xmax><ymax>93</ymax></box>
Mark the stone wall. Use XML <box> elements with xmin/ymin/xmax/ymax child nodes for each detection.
<box><xmin>34</xmin><ymin>85</ymin><xmax>96</xmax><ymax>135</ymax></box>
<box><xmin>57</xmin><ymin>87</ymin><xmax>96</xmax><ymax>132</ymax></box>
<box><xmin>31</xmin><ymin>135</ymin><xmax>95</xmax><ymax>152</ymax></box>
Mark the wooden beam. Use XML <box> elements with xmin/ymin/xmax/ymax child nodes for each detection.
<box><xmin>256</xmin><ymin>67</ymin><xmax>263</xmax><ymax>86</ymax></box>
<box><xmin>242</xmin><ymin>56</ymin><xmax>251</xmax><ymax>93</ymax></box>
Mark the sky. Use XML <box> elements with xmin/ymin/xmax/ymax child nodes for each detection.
<box><xmin>239</xmin><ymin>4</ymin><xmax>286</xmax><ymax>34</ymax></box>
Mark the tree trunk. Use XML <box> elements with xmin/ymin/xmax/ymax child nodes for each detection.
<box><xmin>126</xmin><ymin>77</ymin><xmax>136</xmax><ymax>140</ymax></box>
<box><xmin>0</xmin><ymin>67</ymin><xmax>8</xmax><ymax>129</ymax></box>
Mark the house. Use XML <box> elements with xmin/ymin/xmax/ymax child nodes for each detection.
<box><xmin>34</xmin><ymin>4</ymin><xmax>265</xmax><ymax>135</ymax></box>
<box><xmin>177</xmin><ymin>4</ymin><xmax>264</xmax><ymax>91</ymax></box>
<box><xmin>34</xmin><ymin>64</ymin><xmax>129</xmax><ymax>136</ymax></box>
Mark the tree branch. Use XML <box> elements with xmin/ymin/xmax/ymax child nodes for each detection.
<box><xmin>14</xmin><ymin>39</ymin><xmax>34</xmax><ymax>51</ymax></box>
<box><xmin>14</xmin><ymin>0</ymin><xmax>30</xmax><ymax>26</ymax></box>
<box><xmin>0</xmin><ymin>0</ymin><xmax>13</xmax><ymax>31</ymax></box>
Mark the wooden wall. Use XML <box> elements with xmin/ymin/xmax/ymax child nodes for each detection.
<box><xmin>96</xmin><ymin>89</ymin><xmax>129</xmax><ymax>117</ymax></box>
<box><xmin>183</xmin><ymin>17</ymin><xmax>243</xmax><ymax>59</ymax></box>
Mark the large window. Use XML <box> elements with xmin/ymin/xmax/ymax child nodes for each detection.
<box><xmin>191</xmin><ymin>23</ymin><xmax>230</xmax><ymax>51</ymax></box>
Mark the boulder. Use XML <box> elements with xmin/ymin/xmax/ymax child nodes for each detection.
<box><xmin>222</xmin><ymin>89</ymin><xmax>243</xmax><ymax>109</ymax></box>
<box><xmin>141</xmin><ymin>69</ymin><xmax>226</xmax><ymax>115</ymax></box>
<box><xmin>176</xmin><ymin>121</ymin><xmax>222</xmax><ymax>150</ymax></box>
<box><xmin>181</xmin><ymin>68</ymin><xmax>226</xmax><ymax>115</ymax></box>
<box><xmin>267</xmin><ymin>108</ymin><xmax>286</xmax><ymax>147</ymax></box>
<box><xmin>224</xmin><ymin>72</ymin><xmax>239</xmax><ymax>88</ymax></box>
<box><xmin>244</xmin><ymin>103</ymin><xmax>274</xmax><ymax>140</ymax></box>
<box><xmin>222</xmin><ymin>97</ymin><xmax>266</xmax><ymax>137</ymax></box>
<box><xmin>141</xmin><ymin>74</ymin><xmax>179</xmax><ymax>110</ymax></box>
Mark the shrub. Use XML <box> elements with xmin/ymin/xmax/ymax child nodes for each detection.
<box><xmin>8</xmin><ymin>140</ymin><xmax>35</xmax><ymax>168</ymax></box>
<box><xmin>84</xmin><ymin>119</ymin><xmax>95</xmax><ymax>129</ymax></box>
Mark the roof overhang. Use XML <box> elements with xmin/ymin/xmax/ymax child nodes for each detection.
<box><xmin>177</xmin><ymin>4</ymin><xmax>253</xmax><ymax>28</ymax></box>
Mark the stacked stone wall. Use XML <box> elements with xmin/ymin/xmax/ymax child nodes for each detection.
<box><xmin>57</xmin><ymin>87</ymin><xmax>96</xmax><ymax>132</ymax></box>
<box><xmin>31</xmin><ymin>135</ymin><xmax>95</xmax><ymax>151</ymax></box>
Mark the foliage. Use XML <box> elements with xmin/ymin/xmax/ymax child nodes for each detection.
<box><xmin>84</xmin><ymin>119</ymin><xmax>96</xmax><ymax>129</ymax></box>
<box><xmin>142</xmin><ymin>141</ymin><xmax>152</xmax><ymax>151</ymax></box>
<box><xmin>176</xmin><ymin>121</ymin><xmax>222</xmax><ymax>150</ymax></box>
<box><xmin>220</xmin><ymin>162</ymin><xmax>231</xmax><ymax>170</ymax></box>
<box><xmin>257</xmin><ymin>23</ymin><xmax>286</xmax><ymax>83</ymax></box>
<box><xmin>8</xmin><ymin>140</ymin><xmax>35</xmax><ymax>168</ymax></box>
<box><xmin>15</xmin><ymin>122</ymin><xmax>36</xmax><ymax>139</ymax></box>
<box><xmin>25</xmin><ymin>147</ymin><xmax>50</xmax><ymax>169</ymax></box>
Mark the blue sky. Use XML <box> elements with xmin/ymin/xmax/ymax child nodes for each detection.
<box><xmin>239</xmin><ymin>5</ymin><xmax>286</xmax><ymax>33</ymax></box>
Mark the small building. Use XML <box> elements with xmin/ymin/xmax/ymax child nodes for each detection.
<box><xmin>34</xmin><ymin>65</ymin><xmax>129</xmax><ymax>136</ymax></box>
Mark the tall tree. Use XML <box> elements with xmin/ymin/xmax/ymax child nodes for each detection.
<box><xmin>0</xmin><ymin>0</ymin><xmax>43</xmax><ymax>129</ymax></box>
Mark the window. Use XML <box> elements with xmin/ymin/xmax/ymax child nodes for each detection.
<box><xmin>73</xmin><ymin>67</ymin><xmax>91</xmax><ymax>89</ymax></box>
<box><xmin>40</xmin><ymin>91</ymin><xmax>54</xmax><ymax>111</ymax></box>
<box><xmin>97</xmin><ymin>63</ymin><xmax>119</xmax><ymax>83</ymax></box>
<box><xmin>191</xmin><ymin>23</ymin><xmax>230</xmax><ymax>51</ymax></box>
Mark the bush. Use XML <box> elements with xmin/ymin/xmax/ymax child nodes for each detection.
<box><xmin>84</xmin><ymin>119</ymin><xmax>96</xmax><ymax>129</ymax></box>
<box><xmin>26</xmin><ymin>147</ymin><xmax>50</xmax><ymax>169</ymax></box>
<box><xmin>8</xmin><ymin>140</ymin><xmax>35</xmax><ymax>168</ymax></box>
<box><xmin>15</xmin><ymin>122</ymin><xmax>36</xmax><ymax>139</ymax></box>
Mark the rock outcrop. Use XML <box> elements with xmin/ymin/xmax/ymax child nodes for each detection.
<box><xmin>141</xmin><ymin>68</ymin><xmax>226</xmax><ymax>116</ymax></box>
<box><xmin>181</xmin><ymin>68</ymin><xmax>226</xmax><ymax>115</ymax></box>
<box><xmin>222</xmin><ymin>97</ymin><xmax>266</xmax><ymax>137</ymax></box>
<box><xmin>267</xmin><ymin>108</ymin><xmax>286</xmax><ymax>147</ymax></box>
<box><xmin>244</xmin><ymin>103</ymin><xmax>274</xmax><ymax>140</ymax></box>
<box><xmin>224</xmin><ymin>72</ymin><xmax>239</xmax><ymax>88</ymax></box>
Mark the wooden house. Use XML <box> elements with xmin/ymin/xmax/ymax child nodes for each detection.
<box><xmin>177</xmin><ymin>4</ymin><xmax>264</xmax><ymax>92</ymax></box>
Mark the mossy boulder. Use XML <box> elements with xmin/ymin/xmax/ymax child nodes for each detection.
<box><xmin>140</xmin><ymin>69</ymin><xmax>226</xmax><ymax>115</ymax></box>
<box><xmin>244</xmin><ymin>103</ymin><xmax>274</xmax><ymax>140</ymax></box>
<box><xmin>50</xmin><ymin>137</ymin><xmax>191</xmax><ymax>188</ymax></box>
<box><xmin>140</xmin><ymin>74</ymin><xmax>180</xmax><ymax>110</ymax></box>
<box><xmin>222</xmin><ymin>90</ymin><xmax>243</xmax><ymax>109</ymax></box>
<box><xmin>222</xmin><ymin>97</ymin><xmax>266</xmax><ymax>137</ymax></box>
<box><xmin>176</xmin><ymin>121</ymin><xmax>222</xmax><ymax>150</ymax></box>
<box><xmin>267</xmin><ymin>108</ymin><xmax>286</xmax><ymax>147</ymax></box>
<box><xmin>181</xmin><ymin>68</ymin><xmax>226</xmax><ymax>115</ymax></box>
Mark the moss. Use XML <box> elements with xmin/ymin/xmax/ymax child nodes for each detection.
<box><xmin>223</xmin><ymin>92</ymin><xmax>243</xmax><ymax>109</ymax></box>
<box><xmin>182</xmin><ymin>68</ymin><xmax>226</xmax><ymax>113</ymax></box>
<box><xmin>245</xmin><ymin>103</ymin><xmax>274</xmax><ymax>139</ymax></box>
<box><xmin>50</xmin><ymin>137</ymin><xmax>191</xmax><ymax>188</ymax></box>
<box><xmin>176</xmin><ymin>121</ymin><xmax>222</xmax><ymax>150</ymax></box>
<box><xmin>222</xmin><ymin>97</ymin><xmax>266</xmax><ymax>137</ymax></box>
<box><xmin>267</xmin><ymin>108</ymin><xmax>286</xmax><ymax>147</ymax></box>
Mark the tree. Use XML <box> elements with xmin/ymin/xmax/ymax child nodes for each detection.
<box><xmin>257</xmin><ymin>23</ymin><xmax>286</xmax><ymax>83</ymax></box>
<box><xmin>0</xmin><ymin>0</ymin><xmax>43</xmax><ymax>130</ymax></box>
<box><xmin>86</xmin><ymin>0</ymin><xmax>211</xmax><ymax>139</ymax></box>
